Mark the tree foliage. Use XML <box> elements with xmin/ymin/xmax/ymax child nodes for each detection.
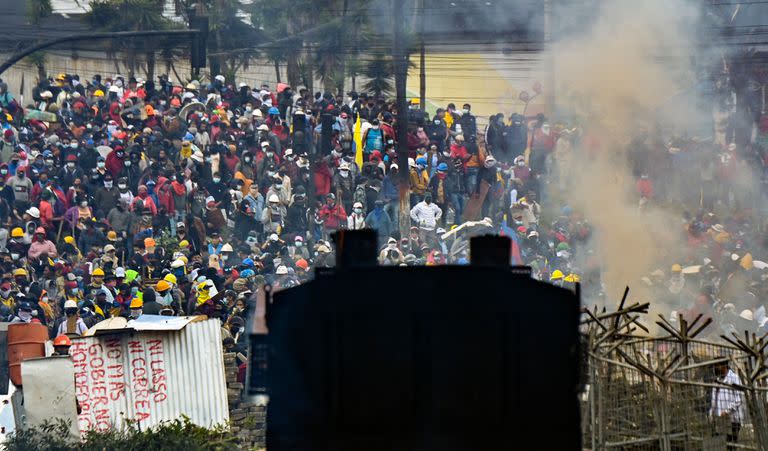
<box><xmin>26</xmin><ymin>0</ymin><xmax>53</xmax><ymax>25</ymax></box>
<box><xmin>363</xmin><ymin>53</ymin><xmax>394</xmax><ymax>97</ymax></box>
<box><xmin>5</xmin><ymin>417</ymin><xmax>237</xmax><ymax>451</ymax></box>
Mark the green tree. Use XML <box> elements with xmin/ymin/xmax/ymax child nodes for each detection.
<box><xmin>26</xmin><ymin>0</ymin><xmax>52</xmax><ymax>25</ymax></box>
<box><xmin>363</xmin><ymin>53</ymin><xmax>394</xmax><ymax>97</ymax></box>
<box><xmin>84</xmin><ymin>0</ymin><xmax>174</xmax><ymax>78</ymax></box>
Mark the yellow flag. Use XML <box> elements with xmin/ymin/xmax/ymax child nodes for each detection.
<box><xmin>354</xmin><ymin>113</ymin><xmax>363</xmax><ymax>168</ymax></box>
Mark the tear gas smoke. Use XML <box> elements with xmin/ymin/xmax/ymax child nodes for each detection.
<box><xmin>547</xmin><ymin>0</ymin><xmax>704</xmax><ymax>307</ymax></box>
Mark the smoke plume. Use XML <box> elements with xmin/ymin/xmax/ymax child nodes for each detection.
<box><xmin>547</xmin><ymin>0</ymin><xmax>701</xmax><ymax>305</ymax></box>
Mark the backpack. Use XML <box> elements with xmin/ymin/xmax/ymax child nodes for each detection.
<box><xmin>365</xmin><ymin>128</ymin><xmax>383</xmax><ymax>151</ymax></box>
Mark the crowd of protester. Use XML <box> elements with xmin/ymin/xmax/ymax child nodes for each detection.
<box><xmin>0</xmin><ymin>71</ymin><xmax>761</xmax><ymax>348</ymax></box>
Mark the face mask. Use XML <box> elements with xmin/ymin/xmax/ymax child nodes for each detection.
<box><xmin>372</xmin><ymin>125</ymin><xmax>380</xmax><ymax>130</ymax></box>
<box><xmin>295</xmin><ymin>241</ymin><xmax>302</xmax><ymax>247</ymax></box>
<box><xmin>18</xmin><ymin>311</ymin><xmax>31</xmax><ymax>322</ymax></box>
<box><xmin>10</xmin><ymin>253</ymin><xmax>18</xmax><ymax>260</ymax></box>
<box><xmin>213</xmin><ymin>177</ymin><xmax>221</xmax><ymax>183</ymax></box>
<box><xmin>244</xmin><ymin>157</ymin><xmax>251</xmax><ymax>163</ymax></box>
<box><xmin>97</xmin><ymin>161</ymin><xmax>106</xmax><ymax>168</ymax></box>
<box><xmin>124</xmin><ymin>161</ymin><xmax>131</xmax><ymax>167</ymax></box>
<box><xmin>286</xmin><ymin>156</ymin><xmax>294</xmax><ymax>161</ymax></box>
<box><xmin>0</xmin><ymin>169</ymin><xmax>7</xmax><ymax>175</ymax></box>
<box><xmin>118</xmin><ymin>183</ymin><xmax>127</xmax><ymax>190</ymax></box>
<box><xmin>354</xmin><ymin>208</ymin><xmax>362</xmax><ymax>214</ymax></box>
<box><xmin>266</xmin><ymin>152</ymin><xmax>274</xmax><ymax>158</ymax></box>
<box><xmin>130</xmin><ymin>309</ymin><xmax>142</xmax><ymax>319</ymax></box>
<box><xmin>340</xmin><ymin>170</ymin><xmax>349</xmax><ymax>178</ymax></box>
<box><xmin>80</xmin><ymin>201</ymin><xmax>88</xmax><ymax>207</ymax></box>
<box><xmin>275</xmin><ymin>184</ymin><xmax>282</xmax><ymax>189</ymax></box>
<box><xmin>104</xmin><ymin>181</ymin><xmax>113</xmax><ymax>188</ymax></box>
<box><xmin>67</xmin><ymin>162</ymin><xmax>75</xmax><ymax>169</ymax></box>
<box><xmin>266</xmin><ymin>171</ymin><xmax>276</xmax><ymax>178</ymax></box>
<box><xmin>462</xmin><ymin>109</ymin><xmax>469</xmax><ymax>114</ymax></box>
<box><xmin>517</xmin><ymin>161</ymin><xmax>524</xmax><ymax>167</ymax></box>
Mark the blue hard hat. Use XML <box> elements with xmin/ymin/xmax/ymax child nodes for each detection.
<box><xmin>242</xmin><ymin>258</ymin><xmax>254</xmax><ymax>267</ymax></box>
<box><xmin>240</xmin><ymin>269</ymin><xmax>255</xmax><ymax>278</ymax></box>
<box><xmin>268</xmin><ymin>107</ymin><xmax>279</xmax><ymax>115</ymax></box>
<box><xmin>437</xmin><ymin>162</ymin><xmax>448</xmax><ymax>171</ymax></box>
<box><xmin>415</xmin><ymin>157</ymin><xmax>427</xmax><ymax>166</ymax></box>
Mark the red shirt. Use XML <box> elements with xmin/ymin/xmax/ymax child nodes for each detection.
<box><xmin>39</xmin><ymin>200</ymin><xmax>54</xmax><ymax>227</ymax></box>
<box><xmin>636</xmin><ymin>178</ymin><xmax>654</xmax><ymax>198</ymax></box>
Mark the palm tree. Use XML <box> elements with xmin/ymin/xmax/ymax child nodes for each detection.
<box><xmin>27</xmin><ymin>0</ymin><xmax>52</xmax><ymax>25</ymax></box>
<box><xmin>84</xmin><ymin>0</ymin><xmax>172</xmax><ymax>77</ymax></box>
<box><xmin>363</xmin><ymin>53</ymin><xmax>394</xmax><ymax>97</ymax></box>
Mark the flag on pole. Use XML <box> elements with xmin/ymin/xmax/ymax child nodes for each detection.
<box><xmin>354</xmin><ymin>113</ymin><xmax>363</xmax><ymax>168</ymax></box>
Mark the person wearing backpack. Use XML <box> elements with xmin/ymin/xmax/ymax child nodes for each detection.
<box><xmin>363</xmin><ymin>119</ymin><xmax>385</xmax><ymax>156</ymax></box>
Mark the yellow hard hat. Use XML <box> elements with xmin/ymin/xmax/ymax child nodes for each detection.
<box><xmin>179</xmin><ymin>240</ymin><xmax>189</xmax><ymax>248</ymax></box>
<box><xmin>93</xmin><ymin>89</ymin><xmax>104</xmax><ymax>97</ymax></box>
<box><xmin>64</xmin><ymin>235</ymin><xmax>75</xmax><ymax>244</ymax></box>
<box><xmin>178</xmin><ymin>255</ymin><xmax>188</xmax><ymax>265</ymax></box>
<box><xmin>411</xmin><ymin>98</ymin><xmax>420</xmax><ymax>104</ymax></box>
<box><xmin>11</xmin><ymin>227</ymin><xmax>23</xmax><ymax>238</ymax></box>
<box><xmin>130</xmin><ymin>297</ymin><xmax>143</xmax><ymax>309</ymax></box>
<box><xmin>92</xmin><ymin>268</ymin><xmax>105</xmax><ymax>277</ymax></box>
<box><xmin>671</xmin><ymin>264</ymin><xmax>682</xmax><ymax>273</ymax></box>
<box><xmin>564</xmin><ymin>273</ymin><xmax>581</xmax><ymax>283</ymax></box>
<box><xmin>13</xmin><ymin>268</ymin><xmax>27</xmax><ymax>277</ymax></box>
<box><xmin>163</xmin><ymin>274</ymin><xmax>177</xmax><ymax>285</ymax></box>
<box><xmin>107</xmin><ymin>230</ymin><xmax>118</xmax><ymax>241</ymax></box>
<box><xmin>550</xmin><ymin>270</ymin><xmax>564</xmax><ymax>281</ymax></box>
<box><xmin>156</xmin><ymin>280</ymin><xmax>171</xmax><ymax>292</ymax></box>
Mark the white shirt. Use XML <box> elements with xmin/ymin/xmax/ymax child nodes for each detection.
<box><xmin>57</xmin><ymin>317</ymin><xmax>88</xmax><ymax>336</ymax></box>
<box><xmin>410</xmin><ymin>201</ymin><xmax>443</xmax><ymax>231</ymax></box>
<box><xmin>347</xmin><ymin>214</ymin><xmax>366</xmax><ymax>230</ymax></box>
<box><xmin>711</xmin><ymin>369</ymin><xmax>745</xmax><ymax>422</ymax></box>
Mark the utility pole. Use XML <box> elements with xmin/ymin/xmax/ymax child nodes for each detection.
<box><xmin>393</xmin><ymin>0</ymin><xmax>411</xmax><ymax>239</ymax></box>
<box><xmin>419</xmin><ymin>0</ymin><xmax>426</xmax><ymax>110</ymax></box>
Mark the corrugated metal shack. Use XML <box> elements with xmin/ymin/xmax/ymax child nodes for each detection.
<box><xmin>70</xmin><ymin>315</ymin><xmax>228</xmax><ymax>433</ymax></box>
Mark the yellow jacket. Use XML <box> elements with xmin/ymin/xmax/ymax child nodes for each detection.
<box><xmin>409</xmin><ymin>168</ymin><xmax>429</xmax><ymax>195</ymax></box>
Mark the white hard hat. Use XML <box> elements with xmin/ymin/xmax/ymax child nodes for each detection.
<box><xmin>108</xmin><ymin>85</ymin><xmax>119</xmax><ymax>93</ymax></box>
<box><xmin>214</xmin><ymin>75</ymin><xmax>225</xmax><ymax>83</ymax></box>
<box><xmin>221</xmin><ymin>243</ymin><xmax>233</xmax><ymax>252</ymax></box>
<box><xmin>276</xmin><ymin>265</ymin><xmax>288</xmax><ymax>275</ymax></box>
<box><xmin>171</xmin><ymin>259</ymin><xmax>185</xmax><ymax>268</ymax></box>
<box><xmin>408</xmin><ymin>158</ymin><xmax>415</xmax><ymax>168</ymax></box>
<box><xmin>64</xmin><ymin>300</ymin><xmax>77</xmax><ymax>309</ymax></box>
<box><xmin>339</xmin><ymin>162</ymin><xmax>350</xmax><ymax>170</ymax></box>
<box><xmin>740</xmin><ymin>309</ymin><xmax>754</xmax><ymax>321</ymax></box>
<box><xmin>257</xmin><ymin>124</ymin><xmax>269</xmax><ymax>131</ymax></box>
<box><xmin>268</xmin><ymin>194</ymin><xmax>280</xmax><ymax>203</ymax></box>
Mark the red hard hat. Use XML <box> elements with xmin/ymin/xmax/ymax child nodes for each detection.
<box><xmin>53</xmin><ymin>335</ymin><xmax>72</xmax><ymax>347</ymax></box>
